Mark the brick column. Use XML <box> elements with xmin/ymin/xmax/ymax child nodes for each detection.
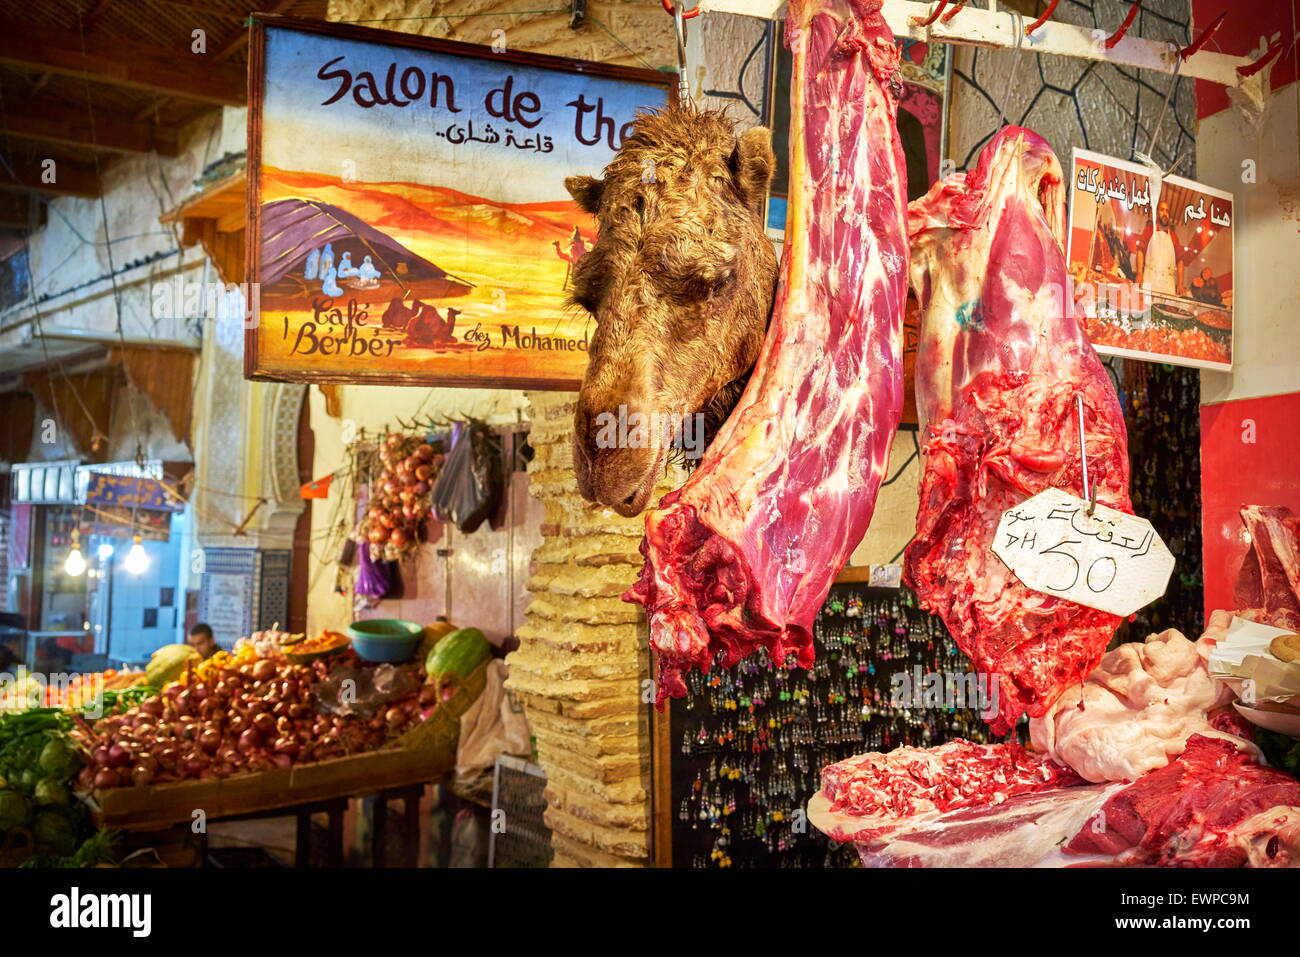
<box><xmin>508</xmin><ymin>391</ymin><xmax>681</xmax><ymax>867</ymax></box>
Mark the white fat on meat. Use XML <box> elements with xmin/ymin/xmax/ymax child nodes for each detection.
<box><xmin>1029</xmin><ymin>626</ymin><xmax>1235</xmax><ymax>783</ymax></box>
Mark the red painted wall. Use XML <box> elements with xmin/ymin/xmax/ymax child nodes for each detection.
<box><xmin>1194</xmin><ymin>0</ymin><xmax>1298</xmax><ymax>119</ymax></box>
<box><xmin>1199</xmin><ymin>391</ymin><xmax>1300</xmax><ymax>617</ymax></box>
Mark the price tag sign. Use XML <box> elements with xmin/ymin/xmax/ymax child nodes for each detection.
<box><xmin>992</xmin><ymin>490</ymin><xmax>1174</xmax><ymax>617</ymax></box>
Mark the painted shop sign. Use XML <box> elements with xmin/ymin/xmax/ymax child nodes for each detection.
<box><xmin>246</xmin><ymin>16</ymin><xmax>670</xmax><ymax>389</ymax></box>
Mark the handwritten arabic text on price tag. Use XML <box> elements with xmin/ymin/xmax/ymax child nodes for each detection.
<box><xmin>991</xmin><ymin>490</ymin><xmax>1174</xmax><ymax>617</ymax></box>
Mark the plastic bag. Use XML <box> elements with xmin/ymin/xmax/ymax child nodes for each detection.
<box><xmin>430</xmin><ymin>421</ymin><xmax>502</xmax><ymax>533</ymax></box>
<box><xmin>453</xmin><ymin>660</ymin><xmax>531</xmax><ymax>804</ymax></box>
<box><xmin>355</xmin><ymin>542</ymin><xmax>393</xmax><ymax>598</ymax></box>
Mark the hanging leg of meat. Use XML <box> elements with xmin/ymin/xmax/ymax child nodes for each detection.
<box><xmin>905</xmin><ymin>127</ymin><xmax>1133</xmax><ymax>735</ymax></box>
<box><xmin>1234</xmin><ymin>505</ymin><xmax>1300</xmax><ymax>631</ymax></box>
<box><xmin>625</xmin><ymin>0</ymin><xmax>908</xmax><ymax>702</ymax></box>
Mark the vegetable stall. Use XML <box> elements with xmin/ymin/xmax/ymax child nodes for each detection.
<box><xmin>0</xmin><ymin>623</ymin><xmax>491</xmax><ymax>867</ymax></box>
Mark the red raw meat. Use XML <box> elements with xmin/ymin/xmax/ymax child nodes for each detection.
<box><xmin>1234</xmin><ymin>505</ymin><xmax>1300</xmax><ymax>631</ymax></box>
<box><xmin>1066</xmin><ymin>735</ymin><xmax>1300</xmax><ymax>867</ymax></box>
<box><xmin>811</xmin><ymin>736</ymin><xmax>1300</xmax><ymax>867</ymax></box>
<box><xmin>812</xmin><ymin>738</ymin><xmax>1081</xmax><ymax>844</ymax></box>
<box><xmin>626</xmin><ymin>0</ymin><xmax>908</xmax><ymax>701</ymax></box>
<box><xmin>904</xmin><ymin>127</ymin><xmax>1133</xmax><ymax>734</ymax></box>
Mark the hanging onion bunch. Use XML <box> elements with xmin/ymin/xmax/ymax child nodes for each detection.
<box><xmin>355</xmin><ymin>433</ymin><xmax>443</xmax><ymax>562</ymax></box>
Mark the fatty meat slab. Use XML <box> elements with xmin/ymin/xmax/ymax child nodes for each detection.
<box><xmin>810</xmin><ymin>736</ymin><xmax>1300</xmax><ymax>867</ymax></box>
<box><xmin>905</xmin><ymin>127</ymin><xmax>1133</xmax><ymax>734</ymax></box>
<box><xmin>627</xmin><ymin>0</ymin><xmax>909</xmax><ymax>702</ymax></box>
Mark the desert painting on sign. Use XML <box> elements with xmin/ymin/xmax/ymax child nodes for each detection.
<box><xmin>246</xmin><ymin>17</ymin><xmax>669</xmax><ymax>388</ymax></box>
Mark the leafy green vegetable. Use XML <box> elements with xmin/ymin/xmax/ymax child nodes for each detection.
<box><xmin>0</xmin><ymin>788</ymin><xmax>30</xmax><ymax>830</ymax></box>
<box><xmin>34</xmin><ymin>778</ymin><xmax>69</xmax><ymax>807</ymax></box>
<box><xmin>20</xmin><ymin>828</ymin><xmax>118</xmax><ymax>869</ymax></box>
<box><xmin>38</xmin><ymin>737</ymin><xmax>81</xmax><ymax>780</ymax></box>
<box><xmin>33</xmin><ymin>808</ymin><xmax>79</xmax><ymax>855</ymax></box>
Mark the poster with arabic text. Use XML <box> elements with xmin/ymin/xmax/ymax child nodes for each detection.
<box><xmin>1066</xmin><ymin>148</ymin><xmax>1233</xmax><ymax>371</ymax></box>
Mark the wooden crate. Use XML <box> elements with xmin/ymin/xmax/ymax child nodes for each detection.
<box><xmin>89</xmin><ymin>661</ymin><xmax>489</xmax><ymax>830</ymax></box>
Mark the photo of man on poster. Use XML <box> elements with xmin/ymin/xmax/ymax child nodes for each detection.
<box><xmin>1140</xmin><ymin>199</ymin><xmax>1184</xmax><ymax>299</ymax></box>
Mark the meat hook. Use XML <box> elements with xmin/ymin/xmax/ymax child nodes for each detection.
<box><xmin>1237</xmin><ymin>35</ymin><xmax>1286</xmax><ymax>78</ymax></box>
<box><xmin>1025</xmin><ymin>0</ymin><xmax>1060</xmax><ymax>36</ymax></box>
<box><xmin>995</xmin><ymin>10</ymin><xmax>1025</xmax><ymax>128</ymax></box>
<box><xmin>660</xmin><ymin>0</ymin><xmax>699</xmax><ymax>19</ymax></box>
<box><xmin>1180</xmin><ymin>10</ymin><xmax>1226</xmax><ymax>61</ymax></box>
<box><xmin>909</xmin><ymin>1</ymin><xmax>948</xmax><ymax>28</ymax></box>
<box><xmin>1076</xmin><ymin>394</ymin><xmax>1096</xmax><ymax>516</ymax></box>
<box><xmin>1104</xmin><ymin>1</ymin><xmax>1142</xmax><ymax>50</ymax></box>
<box><xmin>672</xmin><ymin>2</ymin><xmax>691</xmax><ymax>103</ymax></box>
<box><xmin>940</xmin><ymin>0</ymin><xmax>968</xmax><ymax>24</ymax></box>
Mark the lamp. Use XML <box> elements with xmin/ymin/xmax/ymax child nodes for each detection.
<box><xmin>124</xmin><ymin>535</ymin><xmax>149</xmax><ymax>575</ymax></box>
<box><xmin>64</xmin><ymin>529</ymin><xmax>86</xmax><ymax>577</ymax></box>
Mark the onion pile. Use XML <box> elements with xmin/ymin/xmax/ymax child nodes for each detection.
<box><xmin>76</xmin><ymin>657</ymin><xmax>424</xmax><ymax>789</ymax></box>
<box><xmin>356</xmin><ymin>433</ymin><xmax>442</xmax><ymax>562</ymax></box>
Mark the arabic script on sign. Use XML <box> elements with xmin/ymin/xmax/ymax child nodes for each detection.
<box><xmin>991</xmin><ymin>490</ymin><xmax>1174</xmax><ymax>617</ymax></box>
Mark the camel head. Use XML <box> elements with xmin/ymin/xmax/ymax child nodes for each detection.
<box><xmin>567</xmin><ymin>106</ymin><xmax>778</xmax><ymax>516</ymax></box>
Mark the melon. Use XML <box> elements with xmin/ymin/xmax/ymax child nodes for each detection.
<box><xmin>415</xmin><ymin>620</ymin><xmax>458</xmax><ymax>664</ymax></box>
<box><xmin>425</xmin><ymin>627</ymin><xmax>489</xmax><ymax>695</ymax></box>
<box><xmin>145</xmin><ymin>644</ymin><xmax>200</xmax><ymax>687</ymax></box>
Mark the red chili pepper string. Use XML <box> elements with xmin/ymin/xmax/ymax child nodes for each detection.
<box><xmin>1104</xmin><ymin>0</ymin><xmax>1142</xmax><ymax>50</ymax></box>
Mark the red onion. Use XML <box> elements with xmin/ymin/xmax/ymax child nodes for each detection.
<box><xmin>106</xmin><ymin>744</ymin><xmax>131</xmax><ymax>768</ymax></box>
<box><xmin>131</xmin><ymin>765</ymin><xmax>155</xmax><ymax>787</ymax></box>
<box><xmin>197</xmin><ymin>729</ymin><xmax>221</xmax><ymax>753</ymax></box>
<box><xmin>238</xmin><ymin>729</ymin><xmax>261</xmax><ymax>753</ymax></box>
<box><xmin>140</xmin><ymin>699</ymin><xmax>164</xmax><ymax>718</ymax></box>
<box><xmin>252</xmin><ymin>713</ymin><xmax>276</xmax><ymax>737</ymax></box>
<box><xmin>94</xmin><ymin>769</ymin><xmax>122</xmax><ymax>789</ymax></box>
<box><xmin>182</xmin><ymin>751</ymin><xmax>208</xmax><ymax>774</ymax></box>
<box><xmin>271</xmin><ymin>753</ymin><xmax>293</xmax><ymax>769</ymax></box>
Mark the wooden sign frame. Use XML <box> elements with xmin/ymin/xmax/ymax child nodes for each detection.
<box><xmin>245</xmin><ymin>15</ymin><xmax>672</xmax><ymax>389</ymax></box>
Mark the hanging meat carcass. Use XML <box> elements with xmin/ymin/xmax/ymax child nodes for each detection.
<box><xmin>626</xmin><ymin>0</ymin><xmax>909</xmax><ymax>702</ymax></box>
<box><xmin>904</xmin><ymin>127</ymin><xmax>1133</xmax><ymax>734</ymax></box>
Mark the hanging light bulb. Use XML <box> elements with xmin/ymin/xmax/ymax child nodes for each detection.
<box><xmin>124</xmin><ymin>535</ymin><xmax>150</xmax><ymax>575</ymax></box>
<box><xmin>97</xmin><ymin>542</ymin><xmax>115</xmax><ymax>562</ymax></box>
<box><xmin>65</xmin><ymin>529</ymin><xmax>86</xmax><ymax>577</ymax></box>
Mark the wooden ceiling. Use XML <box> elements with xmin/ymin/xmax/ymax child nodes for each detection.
<box><xmin>0</xmin><ymin>0</ymin><xmax>326</xmax><ymax>225</ymax></box>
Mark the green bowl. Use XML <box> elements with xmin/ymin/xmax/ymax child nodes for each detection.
<box><xmin>347</xmin><ymin>619</ymin><xmax>423</xmax><ymax>663</ymax></box>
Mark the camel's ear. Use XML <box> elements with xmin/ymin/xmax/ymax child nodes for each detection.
<box><xmin>730</xmin><ymin>126</ymin><xmax>776</xmax><ymax>207</ymax></box>
<box><xmin>565</xmin><ymin>175</ymin><xmax>604</xmax><ymax>214</ymax></box>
